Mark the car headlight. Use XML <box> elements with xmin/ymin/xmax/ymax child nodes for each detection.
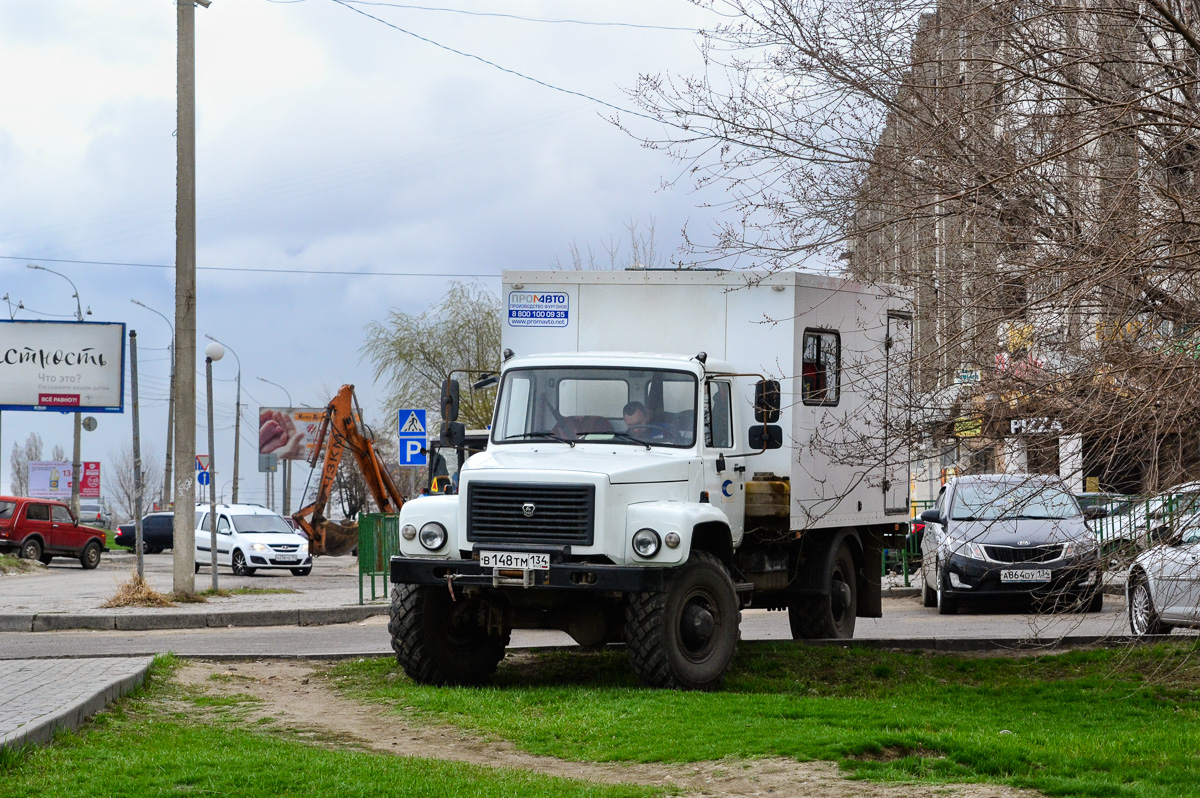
<box><xmin>632</xmin><ymin>528</ymin><xmax>661</xmax><ymax>558</ymax></box>
<box><xmin>943</xmin><ymin>537</ymin><xmax>987</xmax><ymax>560</ymax></box>
<box><xmin>1063</xmin><ymin>538</ymin><xmax>1097</xmax><ymax>558</ymax></box>
<box><xmin>418</xmin><ymin>522</ymin><xmax>447</xmax><ymax>551</ymax></box>
<box><xmin>401</xmin><ymin>524</ymin><xmax>417</xmax><ymax>541</ymax></box>
<box><xmin>249</xmin><ymin>543</ymin><xmax>269</xmax><ymax>552</ymax></box>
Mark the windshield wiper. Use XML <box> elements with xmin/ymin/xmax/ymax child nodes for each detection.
<box><xmin>580</xmin><ymin>431</ymin><xmax>651</xmax><ymax>450</ymax></box>
<box><xmin>504</xmin><ymin>431</ymin><xmax>575</xmax><ymax>447</ymax></box>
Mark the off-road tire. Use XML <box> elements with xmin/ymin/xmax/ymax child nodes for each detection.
<box><xmin>625</xmin><ymin>551</ymin><xmax>740</xmax><ymax>690</ymax></box>
<box><xmin>787</xmin><ymin>541</ymin><xmax>858</xmax><ymax>639</ymax></box>
<box><xmin>231</xmin><ymin>550</ymin><xmax>256</xmax><ymax>577</ymax></box>
<box><xmin>389</xmin><ymin>583</ymin><xmax>509</xmax><ymax>686</ymax></box>
<box><xmin>1087</xmin><ymin>589</ymin><xmax>1104</xmax><ymax>613</ymax></box>
<box><xmin>80</xmin><ymin>541</ymin><xmax>101</xmax><ymax>570</ymax></box>
<box><xmin>19</xmin><ymin>538</ymin><xmax>42</xmax><ymax>561</ymax></box>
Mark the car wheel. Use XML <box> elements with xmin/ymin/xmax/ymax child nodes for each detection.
<box><xmin>1129</xmin><ymin>576</ymin><xmax>1171</xmax><ymax>636</ymax></box>
<box><xmin>194</xmin><ymin>561</ymin><xmax>201</xmax><ymax>574</ymax></box>
<box><xmin>290</xmin><ymin>567</ymin><xmax>312</xmax><ymax>576</ymax></box>
<box><xmin>231</xmin><ymin>550</ymin><xmax>256</xmax><ymax>576</ymax></box>
<box><xmin>19</xmin><ymin>538</ymin><xmax>42</xmax><ymax>561</ymax></box>
<box><xmin>936</xmin><ymin>559</ymin><xmax>957</xmax><ymax>615</ymax></box>
<box><xmin>1087</xmin><ymin>589</ymin><xmax>1104</xmax><ymax>613</ymax></box>
<box><xmin>921</xmin><ymin>562</ymin><xmax>937</xmax><ymax>608</ymax></box>
<box><xmin>80</xmin><ymin>541</ymin><xmax>102</xmax><ymax>570</ymax></box>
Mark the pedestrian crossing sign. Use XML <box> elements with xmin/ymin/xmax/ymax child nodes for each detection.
<box><xmin>397</xmin><ymin>408</ymin><xmax>428</xmax><ymax>467</ymax></box>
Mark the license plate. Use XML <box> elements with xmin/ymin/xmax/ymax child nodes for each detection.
<box><xmin>275</xmin><ymin>554</ymin><xmax>299</xmax><ymax>563</ymax></box>
<box><xmin>479</xmin><ymin>550</ymin><xmax>550</xmax><ymax>570</ymax></box>
<box><xmin>1000</xmin><ymin>569</ymin><xmax>1051</xmax><ymax>583</ymax></box>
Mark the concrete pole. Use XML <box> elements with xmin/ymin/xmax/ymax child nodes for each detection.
<box><xmin>232</xmin><ymin>369</ymin><xmax>241</xmax><ymax>503</ymax></box>
<box><xmin>173</xmin><ymin>0</ymin><xmax>198</xmax><ymax>596</ymax></box>
<box><xmin>71</xmin><ymin>413</ymin><xmax>81</xmax><ymax>518</ymax></box>
<box><xmin>130</xmin><ymin>331</ymin><xmax>145</xmax><ymax>577</ymax></box>
<box><xmin>164</xmin><ymin>340</ymin><xmax>175</xmax><ymax>509</ymax></box>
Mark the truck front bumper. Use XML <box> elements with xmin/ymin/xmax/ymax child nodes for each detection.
<box><xmin>390</xmin><ymin>556</ymin><xmax>666</xmax><ymax>593</ymax></box>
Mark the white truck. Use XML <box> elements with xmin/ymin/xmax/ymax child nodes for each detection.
<box><xmin>389</xmin><ymin>269</ymin><xmax>912</xmax><ymax>689</ymax></box>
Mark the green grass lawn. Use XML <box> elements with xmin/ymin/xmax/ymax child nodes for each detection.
<box><xmin>0</xmin><ymin>657</ymin><xmax>660</xmax><ymax>798</ymax></box>
<box><xmin>327</xmin><ymin>641</ymin><xmax>1200</xmax><ymax>797</ymax></box>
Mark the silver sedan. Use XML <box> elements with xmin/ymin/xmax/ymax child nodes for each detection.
<box><xmin>1127</xmin><ymin>516</ymin><xmax>1200</xmax><ymax>635</ymax></box>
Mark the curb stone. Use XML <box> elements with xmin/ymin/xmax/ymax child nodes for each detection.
<box><xmin>0</xmin><ymin>606</ymin><xmax>388</xmax><ymax>634</ymax></box>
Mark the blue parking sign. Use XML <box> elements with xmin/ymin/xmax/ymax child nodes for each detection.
<box><xmin>397</xmin><ymin>409</ymin><xmax>428</xmax><ymax>467</ymax></box>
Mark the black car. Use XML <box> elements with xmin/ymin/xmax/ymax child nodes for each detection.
<box><xmin>115</xmin><ymin>512</ymin><xmax>174</xmax><ymax>553</ymax></box>
<box><xmin>919</xmin><ymin>474</ymin><xmax>1103</xmax><ymax>614</ymax></box>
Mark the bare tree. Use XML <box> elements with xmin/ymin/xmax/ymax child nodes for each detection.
<box><xmin>107</xmin><ymin>443</ymin><xmax>162</xmax><ymax>524</ymax></box>
<box><xmin>9</xmin><ymin>433</ymin><xmax>42</xmax><ymax>496</ymax></box>
<box><xmin>552</xmin><ymin>217</ymin><xmax>670</xmax><ymax>270</ymax></box>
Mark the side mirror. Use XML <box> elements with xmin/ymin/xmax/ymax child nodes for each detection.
<box><xmin>442</xmin><ymin>421</ymin><xmax>466</xmax><ymax>447</ymax></box>
<box><xmin>749</xmin><ymin>424</ymin><xmax>783</xmax><ymax>450</ymax></box>
<box><xmin>919</xmin><ymin>508</ymin><xmax>942</xmax><ymax>524</ymax></box>
<box><xmin>754</xmin><ymin>379</ymin><xmax>781</xmax><ymax>423</ymax></box>
<box><xmin>441</xmin><ymin>378</ymin><xmax>460</xmax><ymax>422</ymax></box>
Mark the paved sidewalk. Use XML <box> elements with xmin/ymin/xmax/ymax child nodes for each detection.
<box><xmin>0</xmin><ymin>657</ymin><xmax>152</xmax><ymax>751</ymax></box>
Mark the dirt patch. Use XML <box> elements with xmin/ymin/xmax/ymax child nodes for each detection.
<box><xmin>0</xmin><ymin>554</ymin><xmax>45</xmax><ymax>576</ymax></box>
<box><xmin>176</xmin><ymin>659</ymin><xmax>1039</xmax><ymax>798</ymax></box>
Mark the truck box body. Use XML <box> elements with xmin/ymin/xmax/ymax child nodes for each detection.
<box><xmin>501</xmin><ymin>269</ymin><xmax>913</xmax><ymax>530</ymax></box>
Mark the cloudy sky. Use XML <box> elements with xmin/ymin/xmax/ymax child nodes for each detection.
<box><xmin>0</xmin><ymin>0</ymin><xmax>731</xmax><ymax>512</ymax></box>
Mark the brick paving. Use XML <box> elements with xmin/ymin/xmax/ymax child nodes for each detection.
<box><xmin>0</xmin><ymin>657</ymin><xmax>153</xmax><ymax>751</ymax></box>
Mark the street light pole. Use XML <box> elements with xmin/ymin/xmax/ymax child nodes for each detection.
<box><xmin>132</xmin><ymin>300</ymin><xmax>175</xmax><ymax>510</ymax></box>
<box><xmin>204</xmin><ymin>341</ymin><xmax>224</xmax><ymax>590</ymax></box>
<box><xmin>205</xmin><ymin>334</ymin><xmax>241</xmax><ymax>504</ymax></box>
<box><xmin>26</xmin><ymin>264</ymin><xmax>88</xmax><ymax>517</ymax></box>
<box><xmin>257</xmin><ymin>377</ymin><xmax>293</xmax><ymax>515</ymax></box>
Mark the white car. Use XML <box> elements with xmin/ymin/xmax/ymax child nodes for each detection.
<box><xmin>1127</xmin><ymin>512</ymin><xmax>1200</xmax><ymax>636</ymax></box>
<box><xmin>194</xmin><ymin>503</ymin><xmax>312</xmax><ymax>576</ymax></box>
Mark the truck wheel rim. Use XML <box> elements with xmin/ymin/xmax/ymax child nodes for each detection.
<box><xmin>677</xmin><ymin>588</ymin><xmax>720</xmax><ymax>660</ymax></box>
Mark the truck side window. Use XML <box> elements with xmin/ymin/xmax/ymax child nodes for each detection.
<box><xmin>801</xmin><ymin>330</ymin><xmax>840</xmax><ymax>405</ymax></box>
<box><xmin>27</xmin><ymin>504</ymin><xmax>50</xmax><ymax>521</ymax></box>
<box><xmin>706</xmin><ymin>380</ymin><xmax>733</xmax><ymax>448</ymax></box>
<box><xmin>51</xmin><ymin>505</ymin><xmax>74</xmax><ymax>524</ymax></box>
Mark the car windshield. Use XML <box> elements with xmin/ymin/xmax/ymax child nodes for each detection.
<box><xmin>231</xmin><ymin>514</ymin><xmax>294</xmax><ymax>534</ymax></box>
<box><xmin>952</xmin><ymin>481</ymin><xmax>1080</xmax><ymax>520</ymax></box>
<box><xmin>492</xmin><ymin>366</ymin><xmax>698</xmax><ymax>448</ymax></box>
<box><xmin>0</xmin><ymin>501</ymin><xmax>14</xmax><ymax>520</ymax></box>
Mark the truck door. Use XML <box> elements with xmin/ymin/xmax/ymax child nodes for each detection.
<box><xmin>883</xmin><ymin>312</ymin><xmax>913</xmax><ymax>514</ymax></box>
<box><xmin>705</xmin><ymin>379</ymin><xmax>745</xmax><ymax>540</ymax></box>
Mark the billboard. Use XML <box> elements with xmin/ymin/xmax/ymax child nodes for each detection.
<box><xmin>28</xmin><ymin>461</ymin><xmax>101</xmax><ymax>499</ymax></box>
<box><xmin>258</xmin><ymin>407</ymin><xmax>325</xmax><ymax>470</ymax></box>
<box><xmin>0</xmin><ymin>320</ymin><xmax>126</xmax><ymax>412</ymax></box>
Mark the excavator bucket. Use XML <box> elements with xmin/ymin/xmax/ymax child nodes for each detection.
<box><xmin>312</xmin><ymin>518</ymin><xmax>359</xmax><ymax>558</ymax></box>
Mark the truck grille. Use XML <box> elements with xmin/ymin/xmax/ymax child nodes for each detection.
<box><xmin>467</xmin><ymin>482</ymin><xmax>595</xmax><ymax>546</ymax></box>
<box><xmin>984</xmin><ymin>544</ymin><xmax>1062</xmax><ymax>563</ymax></box>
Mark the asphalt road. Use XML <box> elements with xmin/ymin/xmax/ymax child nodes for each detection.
<box><xmin>0</xmin><ymin>595</ymin><xmax>1142</xmax><ymax>659</ymax></box>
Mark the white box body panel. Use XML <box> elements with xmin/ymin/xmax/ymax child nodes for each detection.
<box><xmin>501</xmin><ymin>270</ymin><xmax>912</xmax><ymax>531</ymax></box>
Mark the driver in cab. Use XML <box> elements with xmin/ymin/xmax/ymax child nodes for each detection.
<box><xmin>623</xmin><ymin>401</ymin><xmax>669</xmax><ymax>441</ymax></box>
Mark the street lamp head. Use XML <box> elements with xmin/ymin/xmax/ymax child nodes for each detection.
<box><xmin>205</xmin><ymin>342</ymin><xmax>225</xmax><ymax>362</ymax></box>
<box><xmin>26</xmin><ymin>264</ymin><xmax>44</xmax><ymax>272</ymax></box>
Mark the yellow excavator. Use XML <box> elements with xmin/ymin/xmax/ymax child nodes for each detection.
<box><xmin>292</xmin><ymin>385</ymin><xmax>404</xmax><ymax>557</ymax></box>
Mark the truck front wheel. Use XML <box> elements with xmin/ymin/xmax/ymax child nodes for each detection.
<box><xmin>787</xmin><ymin>540</ymin><xmax>858</xmax><ymax>639</ymax></box>
<box><xmin>625</xmin><ymin>551</ymin><xmax>740</xmax><ymax>691</ymax></box>
<box><xmin>388</xmin><ymin>583</ymin><xmax>509</xmax><ymax>686</ymax></box>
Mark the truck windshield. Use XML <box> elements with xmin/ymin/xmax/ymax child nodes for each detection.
<box><xmin>492</xmin><ymin>366</ymin><xmax>698</xmax><ymax>448</ymax></box>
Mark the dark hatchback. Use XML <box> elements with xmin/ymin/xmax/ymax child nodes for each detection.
<box><xmin>115</xmin><ymin>512</ymin><xmax>174</xmax><ymax>553</ymax></box>
<box><xmin>918</xmin><ymin>474</ymin><xmax>1103</xmax><ymax>614</ymax></box>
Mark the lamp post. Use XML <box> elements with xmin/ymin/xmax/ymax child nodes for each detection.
<box><xmin>132</xmin><ymin>300</ymin><xmax>175</xmax><ymax>510</ymax></box>
<box><xmin>205</xmin><ymin>334</ymin><xmax>241</xmax><ymax>504</ymax></box>
<box><xmin>204</xmin><ymin>341</ymin><xmax>224</xmax><ymax>590</ymax></box>
<box><xmin>26</xmin><ymin>264</ymin><xmax>88</xmax><ymax>517</ymax></box>
<box><xmin>257</xmin><ymin>377</ymin><xmax>293</xmax><ymax>515</ymax></box>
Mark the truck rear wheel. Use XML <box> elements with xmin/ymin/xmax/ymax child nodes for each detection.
<box><xmin>787</xmin><ymin>541</ymin><xmax>858</xmax><ymax>639</ymax></box>
<box><xmin>388</xmin><ymin>583</ymin><xmax>509</xmax><ymax>686</ymax></box>
<box><xmin>625</xmin><ymin>551</ymin><xmax>740</xmax><ymax>691</ymax></box>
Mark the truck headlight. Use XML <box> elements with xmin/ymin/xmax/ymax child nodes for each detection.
<box><xmin>401</xmin><ymin>524</ymin><xmax>417</xmax><ymax>541</ymax></box>
<box><xmin>632</xmin><ymin>528</ymin><xmax>661</xmax><ymax>558</ymax></box>
<box><xmin>664</xmin><ymin>532</ymin><xmax>680</xmax><ymax>549</ymax></box>
<box><xmin>418</xmin><ymin>522</ymin><xmax>447</xmax><ymax>551</ymax></box>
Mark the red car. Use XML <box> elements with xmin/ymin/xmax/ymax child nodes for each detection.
<box><xmin>0</xmin><ymin>496</ymin><xmax>107</xmax><ymax>569</ymax></box>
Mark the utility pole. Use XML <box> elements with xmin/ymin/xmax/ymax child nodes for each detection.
<box><xmin>173</xmin><ymin>0</ymin><xmax>207</xmax><ymax>595</ymax></box>
<box><xmin>205</xmin><ymin>335</ymin><xmax>240</xmax><ymax>503</ymax></box>
<box><xmin>130</xmin><ymin>331</ymin><xmax>145</xmax><ymax>578</ymax></box>
<box><xmin>132</xmin><ymin>299</ymin><xmax>175</xmax><ymax>510</ymax></box>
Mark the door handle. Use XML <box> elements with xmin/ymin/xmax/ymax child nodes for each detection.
<box><xmin>734</xmin><ymin>464</ymin><xmax>746</xmax><ymax>473</ymax></box>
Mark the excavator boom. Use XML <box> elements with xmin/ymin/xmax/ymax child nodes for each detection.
<box><xmin>292</xmin><ymin>385</ymin><xmax>405</xmax><ymax>557</ymax></box>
